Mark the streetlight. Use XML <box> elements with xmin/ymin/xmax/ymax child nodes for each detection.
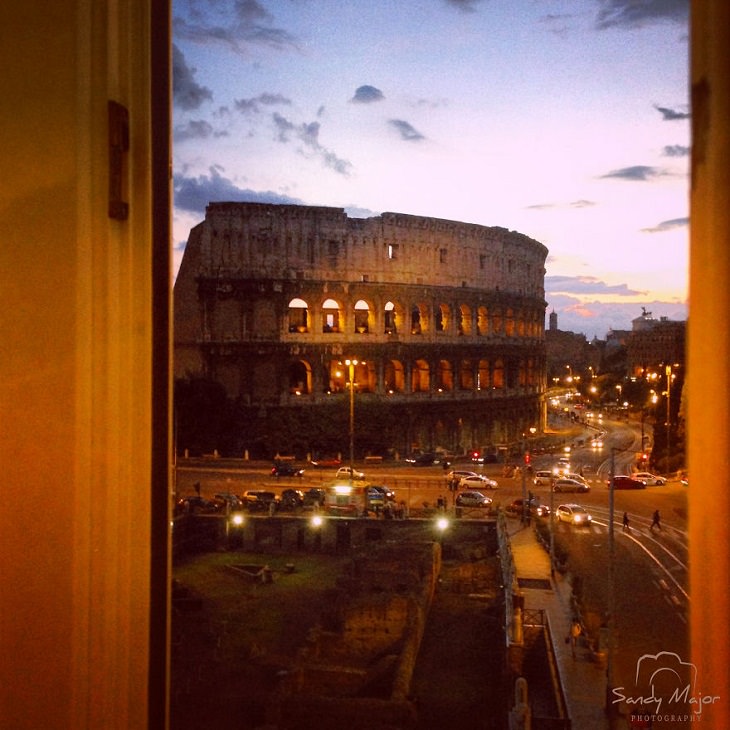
<box><xmin>520</xmin><ymin>427</ymin><xmax>537</xmax><ymax>524</ymax></box>
<box><xmin>345</xmin><ymin>358</ymin><xmax>359</xmax><ymax>479</ymax></box>
<box><xmin>605</xmin><ymin>448</ymin><xmax>617</xmax><ymax>717</ymax></box>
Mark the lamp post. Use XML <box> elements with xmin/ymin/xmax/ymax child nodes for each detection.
<box><xmin>345</xmin><ymin>358</ymin><xmax>358</xmax><ymax>479</ymax></box>
<box><xmin>665</xmin><ymin>364</ymin><xmax>672</xmax><ymax>471</ymax></box>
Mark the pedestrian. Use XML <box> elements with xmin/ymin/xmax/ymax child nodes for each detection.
<box><xmin>650</xmin><ymin>509</ymin><xmax>662</xmax><ymax>531</ymax></box>
<box><xmin>568</xmin><ymin>619</ymin><xmax>582</xmax><ymax>659</ymax></box>
<box><xmin>622</xmin><ymin>511</ymin><xmax>630</xmax><ymax>532</ymax></box>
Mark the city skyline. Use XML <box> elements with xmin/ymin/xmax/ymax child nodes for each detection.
<box><xmin>172</xmin><ymin>0</ymin><xmax>689</xmax><ymax>339</ymax></box>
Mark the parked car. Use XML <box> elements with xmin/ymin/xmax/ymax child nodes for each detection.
<box><xmin>556</xmin><ymin>503</ymin><xmax>593</xmax><ymax>525</ymax></box>
<box><xmin>609</xmin><ymin>475</ymin><xmax>646</xmax><ymax>490</ymax></box>
<box><xmin>633</xmin><ymin>472</ymin><xmax>666</xmax><ymax>486</ymax></box>
<box><xmin>302</xmin><ymin>488</ymin><xmax>326</xmax><ymax>507</ymax></box>
<box><xmin>173</xmin><ymin>495</ymin><xmax>224</xmax><ymax>517</ymax></box>
<box><xmin>553</xmin><ymin>478</ymin><xmax>590</xmax><ymax>493</ymax></box>
<box><xmin>214</xmin><ymin>492</ymin><xmax>245</xmax><ymax>512</ymax></box>
<box><xmin>271</xmin><ymin>462</ymin><xmax>304</xmax><ymax>478</ymax></box>
<box><xmin>563</xmin><ymin>473</ymin><xmax>589</xmax><ymax>486</ymax></box>
<box><xmin>533</xmin><ymin>470</ymin><xmax>553</xmax><ymax>486</ymax></box>
<box><xmin>506</xmin><ymin>498</ymin><xmax>550</xmax><ymax>518</ymax></box>
<box><xmin>279</xmin><ymin>489</ymin><xmax>305</xmax><ymax>510</ymax></box>
<box><xmin>455</xmin><ymin>491</ymin><xmax>493</xmax><ymax>508</ymax></box>
<box><xmin>369</xmin><ymin>484</ymin><xmax>396</xmax><ymax>501</ymax></box>
<box><xmin>460</xmin><ymin>474</ymin><xmax>499</xmax><ymax>489</ymax></box>
<box><xmin>336</xmin><ymin>466</ymin><xmax>365</xmax><ymax>479</ymax></box>
<box><xmin>244</xmin><ymin>490</ymin><xmax>280</xmax><ymax>511</ymax></box>
<box><xmin>366</xmin><ymin>486</ymin><xmax>386</xmax><ymax>510</ymax></box>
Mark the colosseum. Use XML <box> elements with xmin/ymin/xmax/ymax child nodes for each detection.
<box><xmin>173</xmin><ymin>202</ymin><xmax>549</xmax><ymax>460</ymax></box>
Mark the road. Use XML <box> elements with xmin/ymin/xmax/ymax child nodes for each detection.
<box><xmin>176</xmin><ymin>415</ymin><xmax>693</xmax><ymax>727</ymax></box>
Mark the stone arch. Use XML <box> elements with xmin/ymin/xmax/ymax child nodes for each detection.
<box><xmin>411</xmin><ymin>358</ymin><xmax>430</xmax><ymax>392</ymax></box>
<box><xmin>322</xmin><ymin>297</ymin><xmax>342</xmax><ymax>333</ymax></box>
<box><xmin>287</xmin><ymin>297</ymin><xmax>309</xmax><ymax>333</ymax></box>
<box><xmin>384</xmin><ymin>359</ymin><xmax>405</xmax><ymax>392</ymax></box>
<box><xmin>288</xmin><ymin>359</ymin><xmax>312</xmax><ymax>394</ymax></box>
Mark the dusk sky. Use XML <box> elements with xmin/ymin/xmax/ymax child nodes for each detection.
<box><xmin>172</xmin><ymin>0</ymin><xmax>689</xmax><ymax>339</ymax></box>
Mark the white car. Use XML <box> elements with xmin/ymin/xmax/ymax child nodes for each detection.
<box><xmin>336</xmin><ymin>466</ymin><xmax>365</xmax><ymax>479</ymax></box>
<box><xmin>556</xmin><ymin>503</ymin><xmax>592</xmax><ymax>525</ymax></box>
<box><xmin>447</xmin><ymin>470</ymin><xmax>479</xmax><ymax>481</ymax></box>
<box><xmin>533</xmin><ymin>470</ymin><xmax>553</xmax><ymax>486</ymax></box>
<box><xmin>633</xmin><ymin>472</ymin><xmax>666</xmax><ymax>486</ymax></box>
<box><xmin>459</xmin><ymin>474</ymin><xmax>498</xmax><ymax>489</ymax></box>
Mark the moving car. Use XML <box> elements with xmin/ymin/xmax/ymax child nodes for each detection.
<box><xmin>271</xmin><ymin>462</ymin><xmax>305</xmax><ymax>477</ymax></box>
<box><xmin>553</xmin><ymin>478</ymin><xmax>590</xmax><ymax>493</ymax></box>
<box><xmin>369</xmin><ymin>484</ymin><xmax>396</xmax><ymax>501</ymax></box>
<box><xmin>302</xmin><ymin>488</ymin><xmax>326</xmax><ymax>507</ymax></box>
<box><xmin>533</xmin><ymin>470</ymin><xmax>553</xmax><ymax>486</ymax></box>
<box><xmin>507</xmin><ymin>498</ymin><xmax>550</xmax><ymax>518</ymax></box>
<box><xmin>455</xmin><ymin>491</ymin><xmax>493</xmax><ymax>509</ymax></box>
<box><xmin>460</xmin><ymin>474</ymin><xmax>499</xmax><ymax>490</ymax></box>
<box><xmin>447</xmin><ymin>469</ymin><xmax>479</xmax><ymax>481</ymax></box>
<box><xmin>556</xmin><ymin>503</ymin><xmax>593</xmax><ymax>525</ymax></box>
<box><xmin>609</xmin><ymin>475</ymin><xmax>646</xmax><ymax>490</ymax></box>
<box><xmin>336</xmin><ymin>466</ymin><xmax>365</xmax><ymax>479</ymax></box>
<box><xmin>633</xmin><ymin>472</ymin><xmax>666</xmax><ymax>486</ymax></box>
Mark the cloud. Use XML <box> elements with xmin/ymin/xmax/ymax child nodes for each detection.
<box><xmin>174</xmin><ymin>167</ymin><xmax>303</xmax><ymax>216</ymax></box>
<box><xmin>234</xmin><ymin>92</ymin><xmax>292</xmax><ymax>114</ymax></box>
<box><xmin>351</xmin><ymin>85</ymin><xmax>385</xmax><ymax>104</ymax></box>
<box><xmin>600</xmin><ymin>165</ymin><xmax>664</xmax><ymax>181</ymax></box>
<box><xmin>654</xmin><ymin>104</ymin><xmax>690</xmax><ymax>121</ymax></box>
<box><xmin>173</xmin><ymin>0</ymin><xmax>298</xmax><ymax>54</ymax></box>
<box><xmin>641</xmin><ymin>217</ymin><xmax>689</xmax><ymax>233</ymax></box>
<box><xmin>388</xmin><ymin>119</ymin><xmax>426</xmax><ymax>141</ymax></box>
<box><xmin>271</xmin><ymin>113</ymin><xmax>353</xmax><ymax>175</ymax></box>
<box><xmin>663</xmin><ymin>144</ymin><xmax>690</xmax><ymax>157</ymax></box>
<box><xmin>174</xmin><ymin>119</ymin><xmax>228</xmax><ymax>142</ymax></box>
<box><xmin>172</xmin><ymin>44</ymin><xmax>213</xmax><ymax>110</ymax></box>
<box><xmin>444</xmin><ymin>0</ymin><xmax>484</xmax><ymax>11</ymax></box>
<box><xmin>594</xmin><ymin>0</ymin><xmax>689</xmax><ymax>30</ymax></box>
<box><xmin>545</xmin><ymin>275</ymin><xmax>645</xmax><ymax>296</ymax></box>
<box><xmin>526</xmin><ymin>199</ymin><xmax>596</xmax><ymax>210</ymax></box>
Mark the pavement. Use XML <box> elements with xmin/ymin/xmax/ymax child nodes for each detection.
<box><xmin>509</xmin><ymin>522</ymin><xmax>628</xmax><ymax>729</ymax></box>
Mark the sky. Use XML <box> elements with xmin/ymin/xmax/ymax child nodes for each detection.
<box><xmin>172</xmin><ymin>0</ymin><xmax>690</xmax><ymax>339</ymax></box>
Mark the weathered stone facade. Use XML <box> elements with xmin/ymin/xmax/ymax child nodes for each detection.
<box><xmin>174</xmin><ymin>203</ymin><xmax>549</xmax><ymax>457</ymax></box>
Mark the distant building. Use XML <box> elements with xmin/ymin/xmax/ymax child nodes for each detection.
<box><xmin>174</xmin><ymin>202</ymin><xmax>549</xmax><ymax>458</ymax></box>
<box><xmin>627</xmin><ymin>309</ymin><xmax>686</xmax><ymax>375</ymax></box>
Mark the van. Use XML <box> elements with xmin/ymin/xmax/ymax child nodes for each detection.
<box><xmin>533</xmin><ymin>470</ymin><xmax>553</xmax><ymax>486</ymax></box>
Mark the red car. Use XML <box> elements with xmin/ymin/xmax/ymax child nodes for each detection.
<box><xmin>608</xmin><ymin>475</ymin><xmax>646</xmax><ymax>490</ymax></box>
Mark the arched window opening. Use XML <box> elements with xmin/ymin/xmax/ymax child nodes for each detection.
<box><xmin>459</xmin><ymin>360</ymin><xmax>474</xmax><ymax>390</ymax></box>
<box><xmin>322</xmin><ymin>298</ymin><xmax>341</xmax><ymax>333</ymax></box>
<box><xmin>493</xmin><ymin>358</ymin><xmax>505</xmax><ymax>388</ymax></box>
<box><xmin>435</xmin><ymin>303</ymin><xmax>450</xmax><ymax>332</ymax></box>
<box><xmin>411</xmin><ymin>305</ymin><xmax>422</xmax><ymax>335</ymax></box>
<box><xmin>437</xmin><ymin>360</ymin><xmax>453</xmax><ymax>391</ymax></box>
<box><xmin>384</xmin><ymin>301</ymin><xmax>397</xmax><ymax>335</ymax></box>
<box><xmin>411</xmin><ymin>359</ymin><xmax>430</xmax><ymax>392</ymax></box>
<box><xmin>477</xmin><ymin>359</ymin><xmax>490</xmax><ymax>390</ymax></box>
<box><xmin>384</xmin><ymin>359</ymin><xmax>404</xmax><ymax>393</ymax></box>
<box><xmin>325</xmin><ymin>360</ymin><xmax>346</xmax><ymax>393</ymax></box>
<box><xmin>288</xmin><ymin>297</ymin><xmax>309</xmax><ymax>333</ymax></box>
<box><xmin>354</xmin><ymin>299</ymin><xmax>370</xmax><ymax>334</ymax></box>
<box><xmin>288</xmin><ymin>360</ymin><xmax>312</xmax><ymax>395</ymax></box>
<box><xmin>477</xmin><ymin>306</ymin><xmax>488</xmax><ymax>336</ymax></box>
<box><xmin>505</xmin><ymin>308</ymin><xmax>515</xmax><ymax>337</ymax></box>
<box><xmin>517</xmin><ymin>311</ymin><xmax>525</xmax><ymax>336</ymax></box>
<box><xmin>458</xmin><ymin>304</ymin><xmax>471</xmax><ymax>336</ymax></box>
<box><xmin>492</xmin><ymin>308</ymin><xmax>503</xmax><ymax>335</ymax></box>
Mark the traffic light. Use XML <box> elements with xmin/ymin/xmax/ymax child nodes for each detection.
<box><xmin>524</xmin><ymin>452</ymin><xmax>531</xmax><ymax>465</ymax></box>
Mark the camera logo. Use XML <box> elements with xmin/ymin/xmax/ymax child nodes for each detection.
<box><xmin>612</xmin><ymin>651</ymin><xmax>720</xmax><ymax>718</ymax></box>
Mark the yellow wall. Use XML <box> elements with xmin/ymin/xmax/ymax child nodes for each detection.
<box><xmin>0</xmin><ymin>2</ymin><xmax>168</xmax><ymax>728</ymax></box>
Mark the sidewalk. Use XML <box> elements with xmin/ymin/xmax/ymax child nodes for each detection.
<box><xmin>509</xmin><ymin>523</ymin><xmax>625</xmax><ymax>729</ymax></box>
